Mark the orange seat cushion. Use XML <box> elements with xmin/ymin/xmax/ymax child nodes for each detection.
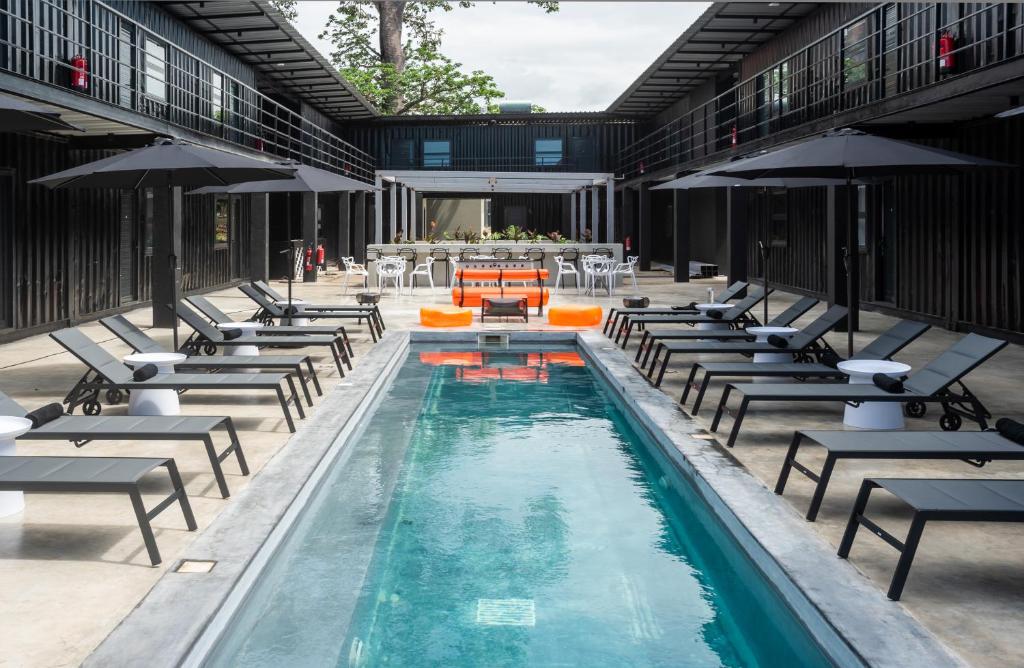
<box><xmin>456</xmin><ymin>268</ymin><xmax>549</xmax><ymax>281</ymax></box>
<box><xmin>548</xmin><ymin>304</ymin><xmax>603</xmax><ymax>327</ymax></box>
<box><xmin>451</xmin><ymin>287</ymin><xmax>549</xmax><ymax>307</ymax></box>
<box><xmin>420</xmin><ymin>306</ymin><xmax>473</xmax><ymax>327</ymax></box>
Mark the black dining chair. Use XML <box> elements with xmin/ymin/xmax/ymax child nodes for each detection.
<box><xmin>492</xmin><ymin>247</ymin><xmax>512</xmax><ymax>260</ymax></box>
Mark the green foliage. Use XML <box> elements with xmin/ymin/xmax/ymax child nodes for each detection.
<box><xmin>503</xmin><ymin>225</ymin><xmax>525</xmax><ymax>242</ymax></box>
<box><xmin>269</xmin><ymin>0</ymin><xmax>298</xmax><ymax>22</ymax></box>
<box><xmin>319</xmin><ymin>1</ymin><xmax>558</xmax><ymax>115</ymax></box>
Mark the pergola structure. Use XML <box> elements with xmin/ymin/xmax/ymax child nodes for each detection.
<box><xmin>374</xmin><ymin>170</ymin><xmax>616</xmax><ymax>243</ymax></box>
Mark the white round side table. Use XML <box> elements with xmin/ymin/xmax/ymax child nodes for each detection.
<box><xmin>124</xmin><ymin>352</ymin><xmax>186</xmax><ymax>416</ymax></box>
<box><xmin>695</xmin><ymin>303</ymin><xmax>731</xmax><ymax>332</ymax></box>
<box><xmin>0</xmin><ymin>416</ymin><xmax>32</xmax><ymax>517</ymax></box>
<box><xmin>747</xmin><ymin>326</ymin><xmax>800</xmax><ymax>364</ymax></box>
<box><xmin>838</xmin><ymin>359</ymin><xmax>912</xmax><ymax>429</ymax></box>
<box><xmin>274</xmin><ymin>299</ymin><xmax>309</xmax><ymax>326</ymax></box>
<box><xmin>217</xmin><ymin>322</ymin><xmax>262</xmax><ymax>357</ymax></box>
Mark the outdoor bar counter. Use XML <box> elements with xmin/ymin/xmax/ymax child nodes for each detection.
<box><xmin>365</xmin><ymin>243</ymin><xmax>623</xmax><ymax>286</ymax></box>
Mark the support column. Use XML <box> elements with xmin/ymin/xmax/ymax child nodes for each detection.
<box><xmin>409</xmin><ymin>188</ymin><xmax>418</xmax><ymax>240</ymax></box>
<box><xmin>249</xmin><ymin>193</ymin><xmax>270</xmax><ymax>282</ymax></box>
<box><xmin>354</xmin><ymin>191</ymin><xmax>367</xmax><ymax>264</ymax></box>
<box><xmin>590</xmin><ymin>186</ymin><xmax>600</xmax><ymax>242</ymax></box>
<box><xmin>399</xmin><ymin>185</ymin><xmax>408</xmax><ymax>241</ymax></box>
<box><xmin>389</xmin><ymin>182</ymin><xmax>397</xmax><ymax>242</ymax></box>
<box><xmin>373</xmin><ymin>174</ymin><xmax>383</xmax><ymax>243</ymax></box>
<box><xmin>672</xmin><ymin>189</ymin><xmax>690</xmax><ymax>283</ymax></box>
<box><xmin>569</xmin><ymin>190</ymin><xmax>577</xmax><ymax>241</ymax></box>
<box><xmin>622</xmin><ymin>187</ymin><xmax>635</xmax><ymax>254</ymax></box>
<box><xmin>151</xmin><ymin>186</ymin><xmax>183</xmax><ymax>328</ymax></box>
<box><xmin>726</xmin><ymin>186</ymin><xmax>748</xmax><ymax>283</ymax></box>
<box><xmin>638</xmin><ymin>182</ymin><xmax>652</xmax><ymax>271</ymax></box>
<box><xmin>580</xmin><ymin>188</ymin><xmax>588</xmax><ymax>241</ymax></box>
<box><xmin>301</xmin><ymin>191</ymin><xmax>318</xmax><ymax>283</ymax></box>
<box><xmin>606</xmin><ymin>178</ymin><xmax>615</xmax><ymax>245</ymax></box>
<box><xmin>337</xmin><ymin>192</ymin><xmax>351</xmax><ymax>260</ymax></box>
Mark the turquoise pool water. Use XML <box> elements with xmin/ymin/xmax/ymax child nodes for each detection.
<box><xmin>207</xmin><ymin>345</ymin><xmax>832</xmax><ymax>667</ymax></box>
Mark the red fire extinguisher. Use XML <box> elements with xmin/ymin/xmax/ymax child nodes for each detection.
<box><xmin>938</xmin><ymin>31</ymin><xmax>955</xmax><ymax>74</ymax></box>
<box><xmin>315</xmin><ymin>244</ymin><xmax>325</xmax><ymax>269</ymax></box>
<box><xmin>304</xmin><ymin>245</ymin><xmax>313</xmax><ymax>272</ymax></box>
<box><xmin>731</xmin><ymin>124</ymin><xmax>738</xmax><ymax>148</ymax></box>
<box><xmin>625</xmin><ymin>235</ymin><xmax>632</xmax><ymax>252</ymax></box>
<box><xmin>70</xmin><ymin>54</ymin><xmax>89</xmax><ymax>90</ymax></box>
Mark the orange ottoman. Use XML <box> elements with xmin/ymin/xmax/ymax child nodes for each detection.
<box><xmin>420</xmin><ymin>305</ymin><xmax>473</xmax><ymax>327</ymax></box>
<box><xmin>548</xmin><ymin>304</ymin><xmax>603</xmax><ymax>327</ymax></box>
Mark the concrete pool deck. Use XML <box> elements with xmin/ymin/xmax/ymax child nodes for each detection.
<box><xmin>0</xmin><ymin>268</ymin><xmax>1020</xmax><ymax>666</ymax></box>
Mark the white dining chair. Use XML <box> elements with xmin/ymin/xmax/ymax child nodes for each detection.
<box><xmin>341</xmin><ymin>256</ymin><xmax>369</xmax><ymax>294</ymax></box>
<box><xmin>612</xmin><ymin>255</ymin><xmax>639</xmax><ymax>290</ymax></box>
<box><xmin>407</xmin><ymin>256</ymin><xmax>436</xmax><ymax>294</ymax></box>
<box><xmin>553</xmin><ymin>255</ymin><xmax>580</xmax><ymax>295</ymax></box>
<box><xmin>376</xmin><ymin>258</ymin><xmax>405</xmax><ymax>295</ymax></box>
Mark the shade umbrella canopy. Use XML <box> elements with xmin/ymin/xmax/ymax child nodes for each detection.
<box><xmin>652</xmin><ymin>172</ymin><xmax>847</xmax><ymax>190</ymax></box>
<box><xmin>707</xmin><ymin>127</ymin><xmax>1009</xmax><ymax>179</ymax></box>
<box><xmin>708</xmin><ymin>128</ymin><xmax>1009</xmax><ymax>355</ymax></box>
<box><xmin>188</xmin><ymin>161</ymin><xmax>375</xmax><ymax>195</ymax></box>
<box><xmin>28</xmin><ymin>138</ymin><xmax>296</xmax><ymax>349</ymax></box>
<box><xmin>28</xmin><ymin>137</ymin><xmax>296</xmax><ymax>189</ymax></box>
<box><xmin>0</xmin><ymin>93</ymin><xmax>84</xmax><ymax>132</ymax></box>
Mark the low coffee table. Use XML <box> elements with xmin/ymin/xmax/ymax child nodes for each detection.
<box><xmin>838</xmin><ymin>360</ymin><xmax>912</xmax><ymax>429</ymax></box>
<box><xmin>0</xmin><ymin>416</ymin><xmax>32</xmax><ymax>517</ymax></box>
<box><xmin>124</xmin><ymin>352</ymin><xmax>187</xmax><ymax>416</ymax></box>
<box><xmin>695</xmin><ymin>303</ymin><xmax>730</xmax><ymax>332</ymax></box>
<box><xmin>274</xmin><ymin>298</ymin><xmax>309</xmax><ymax>326</ymax></box>
<box><xmin>747</xmin><ymin>326</ymin><xmax>800</xmax><ymax>364</ymax></box>
<box><xmin>217</xmin><ymin>322</ymin><xmax>262</xmax><ymax>357</ymax></box>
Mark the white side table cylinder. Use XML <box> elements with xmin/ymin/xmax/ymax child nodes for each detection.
<box><xmin>695</xmin><ymin>303</ymin><xmax>731</xmax><ymax>332</ymax></box>
<box><xmin>275</xmin><ymin>299</ymin><xmax>309</xmax><ymax>327</ymax></box>
<box><xmin>0</xmin><ymin>417</ymin><xmax>33</xmax><ymax>516</ymax></box>
<box><xmin>124</xmin><ymin>353</ymin><xmax>186</xmax><ymax>416</ymax></box>
<box><xmin>838</xmin><ymin>360</ymin><xmax>912</xmax><ymax>429</ymax></box>
<box><xmin>217</xmin><ymin>322</ymin><xmax>262</xmax><ymax>357</ymax></box>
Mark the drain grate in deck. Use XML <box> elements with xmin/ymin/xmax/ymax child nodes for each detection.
<box><xmin>476</xmin><ymin>598</ymin><xmax>536</xmax><ymax>626</ymax></box>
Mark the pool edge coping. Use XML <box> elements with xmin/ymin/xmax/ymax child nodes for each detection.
<box><xmin>577</xmin><ymin>330</ymin><xmax>965</xmax><ymax>668</ymax></box>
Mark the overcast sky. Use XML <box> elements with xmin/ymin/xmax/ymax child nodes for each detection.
<box><xmin>292</xmin><ymin>1</ymin><xmax>710</xmax><ymax>112</ymax></box>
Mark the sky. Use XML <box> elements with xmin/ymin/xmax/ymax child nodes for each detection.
<box><xmin>291</xmin><ymin>1</ymin><xmax>710</xmax><ymax>112</ymax></box>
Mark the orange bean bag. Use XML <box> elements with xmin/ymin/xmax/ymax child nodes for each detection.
<box><xmin>451</xmin><ymin>286</ymin><xmax>550</xmax><ymax>307</ymax></box>
<box><xmin>456</xmin><ymin>268</ymin><xmax>549</xmax><ymax>281</ymax></box>
<box><xmin>420</xmin><ymin>306</ymin><xmax>473</xmax><ymax>327</ymax></box>
<box><xmin>547</xmin><ymin>304</ymin><xmax>603</xmax><ymax>327</ymax></box>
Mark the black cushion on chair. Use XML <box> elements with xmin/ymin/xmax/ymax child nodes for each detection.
<box><xmin>995</xmin><ymin>418</ymin><xmax>1024</xmax><ymax>445</ymax></box>
<box><xmin>222</xmin><ymin>328</ymin><xmax>243</xmax><ymax>340</ymax></box>
<box><xmin>707</xmin><ymin>309</ymin><xmax>723</xmax><ymax>319</ymax></box>
<box><xmin>766</xmin><ymin>334</ymin><xmax>789</xmax><ymax>349</ymax></box>
<box><xmin>672</xmin><ymin>301</ymin><xmax>699</xmax><ymax>311</ymax></box>
<box><xmin>132</xmin><ymin>363</ymin><xmax>158</xmax><ymax>382</ymax></box>
<box><xmin>26</xmin><ymin>403</ymin><xmax>64</xmax><ymax>428</ymax></box>
<box><xmin>284</xmin><ymin>305</ymin><xmax>300</xmax><ymax>316</ymax></box>
<box><xmin>872</xmin><ymin>373</ymin><xmax>904</xmax><ymax>393</ymax></box>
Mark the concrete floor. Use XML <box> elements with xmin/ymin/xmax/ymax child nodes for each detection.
<box><xmin>0</xmin><ymin>267</ymin><xmax>1020</xmax><ymax>667</ymax></box>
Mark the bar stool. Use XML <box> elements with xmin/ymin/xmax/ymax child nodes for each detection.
<box><xmin>526</xmin><ymin>247</ymin><xmax>546</xmax><ymax>264</ymax></box>
<box><xmin>397</xmin><ymin>246</ymin><xmax>417</xmax><ymax>286</ymax></box>
<box><xmin>459</xmin><ymin>247</ymin><xmax>476</xmax><ymax>261</ymax></box>
<box><xmin>430</xmin><ymin>246</ymin><xmax>451</xmax><ymax>287</ymax></box>
<box><xmin>365</xmin><ymin>247</ymin><xmax>382</xmax><ymax>262</ymax></box>
<box><xmin>594</xmin><ymin>247</ymin><xmax>614</xmax><ymax>258</ymax></box>
<box><xmin>492</xmin><ymin>247</ymin><xmax>512</xmax><ymax>260</ymax></box>
<box><xmin>560</xmin><ymin>247</ymin><xmax>580</xmax><ymax>272</ymax></box>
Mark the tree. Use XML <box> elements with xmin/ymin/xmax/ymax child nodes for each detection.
<box><xmin>317</xmin><ymin>1</ymin><xmax>558</xmax><ymax>115</ymax></box>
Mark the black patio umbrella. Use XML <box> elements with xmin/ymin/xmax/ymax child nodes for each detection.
<box><xmin>30</xmin><ymin>137</ymin><xmax>296</xmax><ymax>348</ymax></box>
<box><xmin>653</xmin><ymin>168</ymin><xmax>854</xmax><ymax>325</ymax></box>
<box><xmin>708</xmin><ymin>128</ymin><xmax>1009</xmax><ymax>355</ymax></box>
<box><xmin>190</xmin><ymin>161</ymin><xmax>376</xmax><ymax>324</ymax></box>
<box><xmin>0</xmin><ymin>92</ymin><xmax>83</xmax><ymax>132</ymax></box>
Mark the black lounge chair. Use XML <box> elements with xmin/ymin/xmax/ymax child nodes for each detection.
<box><xmin>50</xmin><ymin>328</ymin><xmax>305</xmax><ymax>433</ymax></box>
<box><xmin>252</xmin><ymin>279</ymin><xmax>385</xmax><ymax>331</ymax></box>
<box><xmin>603</xmin><ymin>280</ymin><xmax>748</xmax><ymax>336</ymax></box>
<box><xmin>0</xmin><ymin>456</ymin><xmax>196</xmax><ymax>565</ymax></box>
<box><xmin>0</xmin><ymin>389</ymin><xmax>246</xmax><ymax>499</ymax></box>
<box><xmin>838</xmin><ymin>478</ymin><xmax>1024</xmax><ymax>600</ymax></box>
<box><xmin>682</xmin><ymin>319</ymin><xmax>931</xmax><ymax>413</ymax></box>
<box><xmin>777</xmin><ymin>429</ymin><xmax>1024</xmax><ymax>522</ymax></box>
<box><xmin>177</xmin><ymin>302</ymin><xmax>349</xmax><ymax>375</ymax></box>
<box><xmin>186</xmin><ymin>295</ymin><xmax>354</xmax><ymax>360</ymax></box>
<box><xmin>711</xmin><ymin>333</ymin><xmax>1007</xmax><ymax>447</ymax></box>
<box><xmin>100</xmin><ymin>314</ymin><xmax>321</xmax><ymax>407</ymax></box>
<box><xmin>636</xmin><ymin>296</ymin><xmax>819</xmax><ymax>368</ymax></box>
<box><xmin>242</xmin><ymin>284</ymin><xmax>382</xmax><ymax>341</ymax></box>
<box><xmin>616</xmin><ymin>289</ymin><xmax>768</xmax><ymax>348</ymax></box>
<box><xmin>645</xmin><ymin>305</ymin><xmax>849</xmax><ymax>388</ymax></box>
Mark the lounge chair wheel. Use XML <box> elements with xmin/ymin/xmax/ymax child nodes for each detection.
<box><xmin>939</xmin><ymin>413</ymin><xmax>962</xmax><ymax>431</ymax></box>
<box><xmin>105</xmin><ymin>388</ymin><xmax>124</xmax><ymax>405</ymax></box>
<box><xmin>904</xmin><ymin>401</ymin><xmax>926</xmax><ymax>418</ymax></box>
<box><xmin>202</xmin><ymin>343</ymin><xmax>217</xmax><ymax>356</ymax></box>
<box><xmin>83</xmin><ymin>400</ymin><xmax>102</xmax><ymax>416</ymax></box>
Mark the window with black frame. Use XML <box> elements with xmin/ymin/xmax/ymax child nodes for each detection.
<box><xmin>210</xmin><ymin>71</ymin><xmax>224</xmax><ymax>123</ymax></box>
<box><xmin>423</xmin><ymin>140</ymin><xmax>451</xmax><ymax>168</ymax></box>
<box><xmin>535</xmin><ymin>138</ymin><xmax>563</xmax><ymax>167</ymax></box>
<box><xmin>143</xmin><ymin>37</ymin><xmax>167</xmax><ymax>101</ymax></box>
<box><xmin>214</xmin><ymin>196</ymin><xmax>230</xmax><ymax>249</ymax></box>
<box><xmin>843</xmin><ymin>18</ymin><xmax>871</xmax><ymax>89</ymax></box>
<box><xmin>392</xmin><ymin>138</ymin><xmax>417</xmax><ymax>168</ymax></box>
<box><xmin>769</xmin><ymin>188</ymin><xmax>788</xmax><ymax>247</ymax></box>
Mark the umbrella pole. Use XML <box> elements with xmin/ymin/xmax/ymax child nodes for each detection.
<box><xmin>170</xmin><ymin>251</ymin><xmax>179</xmax><ymax>351</ymax></box>
<box><xmin>762</xmin><ymin>186</ymin><xmax>769</xmax><ymax>325</ymax></box>
<box><xmin>287</xmin><ymin>192</ymin><xmax>294</xmax><ymax>326</ymax></box>
<box><xmin>846</xmin><ymin>176</ymin><xmax>855</xmax><ymax>357</ymax></box>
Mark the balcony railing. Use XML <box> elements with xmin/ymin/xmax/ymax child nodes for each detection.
<box><xmin>0</xmin><ymin>0</ymin><xmax>375</xmax><ymax>181</ymax></box>
<box><xmin>617</xmin><ymin>2</ymin><xmax>1024</xmax><ymax>180</ymax></box>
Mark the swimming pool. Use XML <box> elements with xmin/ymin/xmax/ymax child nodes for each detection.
<box><xmin>204</xmin><ymin>344</ymin><xmax>835</xmax><ymax>667</ymax></box>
